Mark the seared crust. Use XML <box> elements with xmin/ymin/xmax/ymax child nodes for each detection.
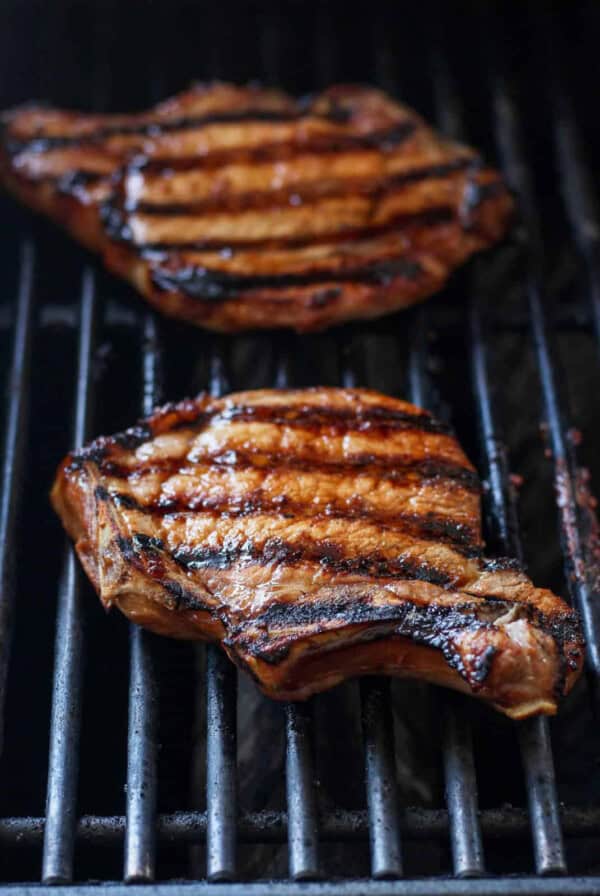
<box><xmin>50</xmin><ymin>387</ymin><xmax>584</xmax><ymax>716</ymax></box>
<box><xmin>1</xmin><ymin>84</ymin><xmax>513</xmax><ymax>331</ymax></box>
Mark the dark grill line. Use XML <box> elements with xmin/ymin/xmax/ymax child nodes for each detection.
<box><xmin>112</xmin><ymin>204</ymin><xmax>461</xmax><ymax>253</ymax></box>
<box><xmin>170</xmin><ymin>538</ymin><xmax>455</xmax><ymax>588</ymax></box>
<box><xmin>7</xmin><ymin>104</ymin><xmax>402</xmax><ymax>154</ymax></box>
<box><xmin>149</xmin><ymin>255</ymin><xmax>426</xmax><ymax>302</ymax></box>
<box><xmin>123</xmin><ymin>157</ymin><xmax>477</xmax><ymax>217</ymax></box>
<box><xmin>230</xmin><ymin>598</ymin><xmax>494</xmax><ymax>681</ymax></box>
<box><xmin>74</xmin><ymin>399</ymin><xmax>452</xmax><ymax>447</ymax></box>
<box><xmin>234</xmin><ymin>597</ymin><xmax>497</xmax><ymax>674</ymax></box>
<box><xmin>212</xmin><ymin>402</ymin><xmax>450</xmax><ymax>433</ymax></box>
<box><xmin>75</xmin><ymin>448</ymin><xmax>479</xmax><ymax>491</ymax></box>
<box><xmin>232</xmin><ymin>588</ymin><xmax>583</xmax><ymax>671</ymax></box>
<box><xmin>95</xmin><ymin>486</ymin><xmax>481</xmax><ymax>556</ymax></box>
<box><xmin>116</xmin><ymin>121</ymin><xmax>418</xmax><ymax>174</ymax></box>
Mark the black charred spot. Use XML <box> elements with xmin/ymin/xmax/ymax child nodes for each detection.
<box><xmin>66</xmin><ymin>442</ymin><xmax>108</xmax><ymax>471</ymax></box>
<box><xmin>470</xmin><ymin>645</ymin><xmax>497</xmax><ymax>685</ymax></box>
<box><xmin>112</xmin><ymin>492</ymin><xmax>142</xmax><ymax>510</ymax></box>
<box><xmin>162</xmin><ymin>579</ymin><xmax>210</xmax><ymax>611</ymax></box>
<box><xmin>481</xmin><ymin>557</ymin><xmax>524</xmax><ymax>574</ymax></box>
<box><xmin>150</xmin><ymin>253</ymin><xmax>427</xmax><ymax>302</ymax></box>
<box><xmin>56</xmin><ymin>169</ymin><xmax>103</xmax><ymax>195</ymax></box>
<box><xmin>132</xmin><ymin>533</ymin><xmax>164</xmax><ymax>553</ymax></box>
<box><xmin>113</xmin><ymin>424</ymin><xmax>153</xmax><ymax>450</ymax></box>
<box><xmin>116</xmin><ymin>536</ymin><xmax>136</xmax><ymax>561</ymax></box>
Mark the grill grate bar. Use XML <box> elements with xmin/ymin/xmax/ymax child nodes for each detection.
<box><xmin>430</xmin><ymin>47</ymin><xmax>567</xmax><ymax>874</ymax></box>
<box><xmin>125</xmin><ymin>627</ymin><xmax>158</xmax><ymax>881</ymax></box>
<box><xmin>273</xmin><ymin>351</ymin><xmax>320</xmax><ymax>881</ymax></box>
<box><xmin>341</xmin><ymin>361</ymin><xmax>403</xmax><ymax>880</ymax></box>
<box><xmin>285</xmin><ymin>701</ymin><xmax>320</xmax><ymax>880</ymax></box>
<box><xmin>489</xmin><ymin>54</ymin><xmax>600</xmax><ymax>687</ymax></box>
<box><xmin>206</xmin><ymin>645</ymin><xmax>238</xmax><ymax>881</ymax></box>
<box><xmin>469</xmin><ymin>288</ymin><xmax>567</xmax><ymax>875</ymax></box>
<box><xmin>0</xmin><ymin>240</ymin><xmax>35</xmax><ymax>752</ymax></box>
<box><xmin>470</xmin><ymin>285</ymin><xmax>567</xmax><ymax>876</ymax></box>
<box><xmin>3</xmin><ymin>804</ymin><xmax>600</xmax><ymax>847</ymax></box>
<box><xmin>205</xmin><ymin>346</ymin><xmax>238</xmax><ymax>882</ymax></box>
<box><xmin>42</xmin><ymin>267</ymin><xmax>97</xmax><ymax>884</ymax></box>
<box><xmin>359</xmin><ymin>679</ymin><xmax>404</xmax><ymax>879</ymax></box>
<box><xmin>407</xmin><ymin>311</ymin><xmax>485</xmax><ymax>878</ymax></box>
<box><xmin>123</xmin><ymin>313</ymin><xmax>161</xmax><ymax>882</ymax></box>
<box><xmin>441</xmin><ymin>698</ymin><xmax>485</xmax><ymax>878</ymax></box>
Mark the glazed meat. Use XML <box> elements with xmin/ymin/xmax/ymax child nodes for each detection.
<box><xmin>51</xmin><ymin>387</ymin><xmax>583</xmax><ymax>717</ymax></box>
<box><xmin>2</xmin><ymin>84</ymin><xmax>513</xmax><ymax>331</ymax></box>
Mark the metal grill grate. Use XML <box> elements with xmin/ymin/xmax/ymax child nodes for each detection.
<box><xmin>0</xmin><ymin>0</ymin><xmax>600</xmax><ymax>892</ymax></box>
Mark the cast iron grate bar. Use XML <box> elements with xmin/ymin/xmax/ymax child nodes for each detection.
<box><xmin>340</xmin><ymin>362</ymin><xmax>403</xmax><ymax>880</ymax></box>
<box><xmin>274</xmin><ymin>352</ymin><xmax>320</xmax><ymax>881</ymax></box>
<box><xmin>488</xmin><ymin>33</ymin><xmax>600</xmax><ymax>692</ymax></box>
<box><xmin>407</xmin><ymin>310</ymin><xmax>485</xmax><ymax>879</ymax></box>
<box><xmin>470</xmin><ymin>286</ymin><xmax>567</xmax><ymax>875</ymax></box>
<box><xmin>285</xmin><ymin>701</ymin><xmax>320</xmax><ymax>880</ymax></box>
<box><xmin>206</xmin><ymin>346</ymin><xmax>238</xmax><ymax>882</ymax></box>
<box><xmin>0</xmin><ymin>240</ymin><xmax>35</xmax><ymax>752</ymax></box>
<box><xmin>3</xmin><ymin>804</ymin><xmax>600</xmax><ymax>847</ymax></box>
<box><xmin>359</xmin><ymin>678</ymin><xmax>403</xmax><ymax>879</ymax></box>
<box><xmin>431</xmin><ymin>47</ymin><xmax>567</xmax><ymax>875</ymax></box>
<box><xmin>42</xmin><ymin>267</ymin><xmax>97</xmax><ymax>884</ymax></box>
<box><xmin>124</xmin><ymin>312</ymin><xmax>161</xmax><ymax>883</ymax></box>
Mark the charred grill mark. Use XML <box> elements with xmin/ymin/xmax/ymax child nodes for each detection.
<box><xmin>74</xmin><ymin>400</ymin><xmax>450</xmax><ymax>449</ymax></box>
<box><xmin>66</xmin><ymin>441</ymin><xmax>111</xmax><ymax>471</ymax></box>
<box><xmin>234</xmin><ymin>597</ymin><xmax>495</xmax><ymax>675</ymax></box>
<box><xmin>171</xmin><ymin>537</ymin><xmax>454</xmax><ymax>587</ymax></box>
<box><xmin>124</xmin><ymin>158</ymin><xmax>478</xmax><ymax>217</ymax></box>
<box><xmin>481</xmin><ymin>557</ymin><xmax>524</xmax><ymax>573</ymax></box>
<box><xmin>112</xmin><ymin>122</ymin><xmax>418</xmax><ymax>175</ymax></box>
<box><xmin>131</xmin><ymin>533</ymin><xmax>164</xmax><ymax>552</ymax></box>
<box><xmin>231</xmin><ymin>592</ymin><xmax>583</xmax><ymax>690</ymax></box>
<box><xmin>106</xmin><ymin>203</ymin><xmax>457</xmax><ymax>253</ymax></box>
<box><xmin>113</xmin><ymin>424</ymin><xmax>153</xmax><ymax>448</ymax></box>
<box><xmin>55</xmin><ymin>169</ymin><xmax>107</xmax><ymax>193</ymax></box>
<box><xmin>96</xmin><ymin>487</ymin><xmax>481</xmax><ymax>556</ymax></box>
<box><xmin>161</xmin><ymin>579</ymin><xmax>212</xmax><ymax>612</ymax></box>
<box><xmin>229</xmin><ymin>597</ymin><xmax>498</xmax><ymax>678</ymax></box>
<box><xmin>115</xmin><ymin>534</ymin><xmax>212</xmax><ymax>613</ymax></box>
<box><xmin>113</xmin><ymin>530</ymin><xmax>583</xmax><ymax>694</ymax></box>
<box><xmin>7</xmin><ymin>110</ymin><xmax>415</xmax><ymax>155</ymax></box>
<box><xmin>471</xmin><ymin>645</ymin><xmax>498</xmax><ymax>683</ymax></box>
<box><xmin>82</xmin><ymin>448</ymin><xmax>480</xmax><ymax>492</ymax></box>
<box><xmin>149</xmin><ymin>255</ymin><xmax>425</xmax><ymax>303</ymax></box>
<box><xmin>213</xmin><ymin>402</ymin><xmax>450</xmax><ymax>433</ymax></box>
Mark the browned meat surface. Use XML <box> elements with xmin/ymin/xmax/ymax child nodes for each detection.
<box><xmin>2</xmin><ymin>84</ymin><xmax>513</xmax><ymax>331</ymax></box>
<box><xmin>50</xmin><ymin>387</ymin><xmax>583</xmax><ymax>717</ymax></box>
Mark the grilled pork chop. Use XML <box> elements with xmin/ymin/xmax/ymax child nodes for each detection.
<box><xmin>2</xmin><ymin>84</ymin><xmax>513</xmax><ymax>331</ymax></box>
<box><xmin>51</xmin><ymin>387</ymin><xmax>583</xmax><ymax>717</ymax></box>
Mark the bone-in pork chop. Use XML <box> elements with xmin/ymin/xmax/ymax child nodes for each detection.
<box><xmin>50</xmin><ymin>387</ymin><xmax>583</xmax><ymax>717</ymax></box>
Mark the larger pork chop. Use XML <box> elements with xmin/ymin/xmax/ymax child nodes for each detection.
<box><xmin>1</xmin><ymin>84</ymin><xmax>513</xmax><ymax>331</ymax></box>
<box><xmin>51</xmin><ymin>387</ymin><xmax>583</xmax><ymax>718</ymax></box>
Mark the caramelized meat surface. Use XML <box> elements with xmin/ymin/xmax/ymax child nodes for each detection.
<box><xmin>51</xmin><ymin>387</ymin><xmax>583</xmax><ymax>717</ymax></box>
<box><xmin>2</xmin><ymin>84</ymin><xmax>513</xmax><ymax>331</ymax></box>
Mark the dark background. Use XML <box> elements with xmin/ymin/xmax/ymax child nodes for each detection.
<box><xmin>0</xmin><ymin>0</ymin><xmax>599</xmax><ymax>883</ymax></box>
